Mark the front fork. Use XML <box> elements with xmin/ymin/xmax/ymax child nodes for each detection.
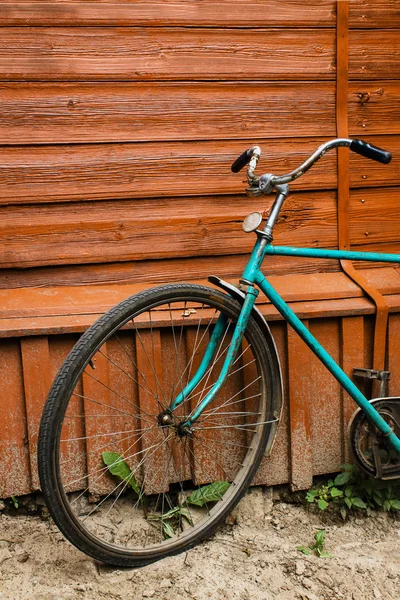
<box><xmin>166</xmin><ymin>286</ymin><xmax>259</xmax><ymax>430</ymax></box>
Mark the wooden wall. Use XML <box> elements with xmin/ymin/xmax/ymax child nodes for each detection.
<box><xmin>0</xmin><ymin>0</ymin><xmax>399</xmax><ymax>286</ymax></box>
<box><xmin>0</xmin><ymin>1</ymin><xmax>399</xmax><ymax>497</ymax></box>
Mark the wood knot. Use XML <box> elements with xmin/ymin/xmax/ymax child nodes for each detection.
<box><xmin>358</xmin><ymin>92</ymin><xmax>370</xmax><ymax>105</ymax></box>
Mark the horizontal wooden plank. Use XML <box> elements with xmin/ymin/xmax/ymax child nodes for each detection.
<box><xmin>349</xmin><ymin>0</ymin><xmax>400</xmax><ymax>29</ymax></box>
<box><xmin>0</xmin><ymin>187</ymin><xmax>399</xmax><ymax>270</ymax></box>
<box><xmin>349</xmin><ymin>82</ymin><xmax>400</xmax><ymax>136</ymax></box>
<box><xmin>1</xmin><ymin>136</ymin><xmax>399</xmax><ymax>205</ymax></box>
<box><xmin>0</xmin><ymin>254</ymin><xmax>346</xmax><ymax>290</ymax></box>
<box><xmin>3</xmin><ymin>0</ymin><xmax>398</xmax><ymax>29</ymax></box>
<box><xmin>349</xmin><ymin>30</ymin><xmax>400</xmax><ymax>80</ymax></box>
<box><xmin>0</xmin><ymin>82</ymin><xmax>337</xmax><ymax>145</ymax></box>
<box><xmin>1</xmin><ymin>267</ymin><xmax>399</xmax><ymax>320</ymax></box>
<box><xmin>0</xmin><ymin>28</ymin><xmax>397</xmax><ymax>82</ymax></box>
<box><xmin>3</xmin><ymin>292</ymin><xmax>400</xmax><ymax>339</ymax></box>
<box><xmin>1</xmin><ymin>80</ymin><xmax>397</xmax><ymax>146</ymax></box>
<box><xmin>0</xmin><ymin>1</ymin><xmax>336</xmax><ymax>27</ymax></box>
<box><xmin>0</xmin><ymin>28</ymin><xmax>336</xmax><ymax>81</ymax></box>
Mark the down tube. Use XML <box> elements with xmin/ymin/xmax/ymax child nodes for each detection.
<box><xmin>255</xmin><ymin>272</ymin><xmax>400</xmax><ymax>454</ymax></box>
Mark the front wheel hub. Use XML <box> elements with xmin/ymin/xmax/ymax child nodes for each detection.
<box><xmin>157</xmin><ymin>410</ymin><xmax>174</xmax><ymax>427</ymax></box>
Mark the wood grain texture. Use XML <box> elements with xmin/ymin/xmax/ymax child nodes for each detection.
<box><xmin>2</xmin><ymin>268</ymin><xmax>399</xmax><ymax>322</ymax></box>
<box><xmin>20</xmin><ymin>337</ymin><xmax>51</xmax><ymax>490</ymax></box>
<box><xmin>0</xmin><ymin>82</ymin><xmax>337</xmax><ymax>145</ymax></box>
<box><xmin>340</xmin><ymin>316</ymin><xmax>364</xmax><ymax>462</ymax></box>
<box><xmin>0</xmin><ymin>254</ymin><xmax>349</xmax><ymax>291</ymax></box>
<box><xmin>309</xmin><ymin>319</ymin><xmax>342</xmax><ymax>475</ymax></box>
<box><xmin>0</xmin><ymin>186</ymin><xmax>399</xmax><ymax>269</ymax></box>
<box><xmin>287</xmin><ymin>321</ymin><xmax>313</xmax><ymax>490</ymax></box>
<box><xmin>0</xmin><ymin>340</ymin><xmax>31</xmax><ymax>497</ymax></box>
<box><xmin>348</xmin><ymin>82</ymin><xmax>400</xmax><ymax>136</ymax></box>
<box><xmin>0</xmin><ymin>28</ymin><xmax>336</xmax><ymax>81</ymax></box>
<box><xmin>349</xmin><ymin>0</ymin><xmax>400</xmax><ymax>29</ymax></box>
<box><xmin>3</xmin><ymin>0</ymin><xmax>398</xmax><ymax>29</ymax></box>
<box><xmin>0</xmin><ymin>1</ymin><xmax>336</xmax><ymax>27</ymax></box>
<box><xmin>1</xmin><ymin>136</ymin><xmax>398</xmax><ymax>206</ymax></box>
<box><xmin>253</xmin><ymin>321</ymin><xmax>290</xmax><ymax>486</ymax></box>
<box><xmin>349</xmin><ymin>30</ymin><xmax>400</xmax><ymax>81</ymax></box>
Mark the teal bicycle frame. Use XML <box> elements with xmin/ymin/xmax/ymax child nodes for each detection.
<box><xmin>170</xmin><ymin>238</ymin><xmax>400</xmax><ymax>454</ymax></box>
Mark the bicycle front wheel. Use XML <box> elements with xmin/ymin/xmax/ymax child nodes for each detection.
<box><xmin>38</xmin><ymin>284</ymin><xmax>280</xmax><ymax>567</ymax></box>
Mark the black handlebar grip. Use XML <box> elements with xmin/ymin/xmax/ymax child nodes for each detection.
<box><xmin>231</xmin><ymin>148</ymin><xmax>253</xmax><ymax>173</ymax></box>
<box><xmin>350</xmin><ymin>139</ymin><xmax>392</xmax><ymax>164</ymax></box>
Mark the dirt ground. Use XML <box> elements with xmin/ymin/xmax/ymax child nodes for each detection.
<box><xmin>0</xmin><ymin>487</ymin><xmax>399</xmax><ymax>600</ymax></box>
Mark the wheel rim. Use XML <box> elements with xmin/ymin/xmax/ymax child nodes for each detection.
<box><xmin>50</xmin><ymin>290</ymin><xmax>273</xmax><ymax>560</ymax></box>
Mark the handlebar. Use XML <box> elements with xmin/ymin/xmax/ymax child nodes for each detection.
<box><xmin>231</xmin><ymin>138</ymin><xmax>392</xmax><ymax>194</ymax></box>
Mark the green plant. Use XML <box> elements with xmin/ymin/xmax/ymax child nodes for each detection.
<box><xmin>102</xmin><ymin>451</ymin><xmax>142</xmax><ymax>497</ymax></box>
<box><xmin>305</xmin><ymin>463</ymin><xmax>400</xmax><ymax>519</ymax></box>
<box><xmin>102</xmin><ymin>451</ymin><xmax>230</xmax><ymax>538</ymax></box>
<box><xmin>10</xmin><ymin>496</ymin><xmax>18</xmax><ymax>509</ymax></box>
<box><xmin>297</xmin><ymin>529</ymin><xmax>332</xmax><ymax>558</ymax></box>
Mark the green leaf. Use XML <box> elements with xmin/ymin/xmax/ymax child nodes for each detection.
<box><xmin>319</xmin><ymin>551</ymin><xmax>333</xmax><ymax>559</ymax></box>
<box><xmin>102</xmin><ymin>451</ymin><xmax>141</xmax><ymax>496</ymax></box>
<box><xmin>159</xmin><ymin>506</ymin><xmax>181</xmax><ymax>520</ymax></box>
<box><xmin>339</xmin><ymin>463</ymin><xmax>355</xmax><ymax>472</ymax></box>
<box><xmin>11</xmin><ymin>496</ymin><xmax>18</xmax><ymax>509</ymax></box>
<box><xmin>186</xmin><ymin>481</ymin><xmax>230</xmax><ymax>507</ymax></box>
<box><xmin>162</xmin><ymin>521</ymin><xmax>175</xmax><ymax>539</ymax></box>
<box><xmin>344</xmin><ymin>485</ymin><xmax>353</xmax><ymax>498</ymax></box>
<box><xmin>327</xmin><ymin>479</ymin><xmax>334</xmax><ymax>488</ymax></box>
<box><xmin>330</xmin><ymin>487</ymin><xmax>343</xmax><ymax>498</ymax></box>
<box><xmin>305</xmin><ymin>490</ymin><xmax>319</xmax><ymax>502</ymax></box>
<box><xmin>334</xmin><ymin>472</ymin><xmax>351</xmax><ymax>486</ymax></box>
<box><xmin>351</xmin><ymin>497</ymin><xmax>367</xmax><ymax>509</ymax></box>
<box><xmin>340</xmin><ymin>506</ymin><xmax>347</xmax><ymax>520</ymax></box>
<box><xmin>383</xmin><ymin>500</ymin><xmax>391</xmax><ymax>512</ymax></box>
<box><xmin>314</xmin><ymin>529</ymin><xmax>326</xmax><ymax>547</ymax></box>
<box><xmin>373</xmin><ymin>491</ymin><xmax>384</xmax><ymax>507</ymax></box>
<box><xmin>345</xmin><ymin>497</ymin><xmax>353</xmax><ymax>509</ymax></box>
<box><xmin>389</xmin><ymin>499</ymin><xmax>400</xmax><ymax>510</ymax></box>
<box><xmin>297</xmin><ymin>546</ymin><xmax>313</xmax><ymax>556</ymax></box>
<box><xmin>179</xmin><ymin>507</ymin><xmax>194</xmax><ymax>525</ymax></box>
<box><xmin>317</xmin><ymin>499</ymin><xmax>329</xmax><ymax>511</ymax></box>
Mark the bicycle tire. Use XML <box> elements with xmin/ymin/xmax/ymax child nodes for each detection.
<box><xmin>38</xmin><ymin>283</ymin><xmax>281</xmax><ymax>567</ymax></box>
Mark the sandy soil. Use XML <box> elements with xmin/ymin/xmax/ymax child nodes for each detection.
<box><xmin>0</xmin><ymin>487</ymin><xmax>399</xmax><ymax>600</ymax></box>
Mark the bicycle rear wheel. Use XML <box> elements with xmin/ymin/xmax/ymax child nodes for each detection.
<box><xmin>38</xmin><ymin>284</ymin><xmax>281</xmax><ymax>567</ymax></box>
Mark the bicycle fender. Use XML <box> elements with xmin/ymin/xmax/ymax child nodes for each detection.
<box><xmin>208</xmin><ymin>275</ymin><xmax>283</xmax><ymax>455</ymax></box>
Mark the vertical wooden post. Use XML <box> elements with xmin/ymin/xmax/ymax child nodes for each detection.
<box><xmin>287</xmin><ymin>322</ymin><xmax>313</xmax><ymax>490</ymax></box>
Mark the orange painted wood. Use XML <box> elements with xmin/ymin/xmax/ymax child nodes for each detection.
<box><xmin>82</xmin><ymin>346</ymin><xmax>118</xmax><ymax>496</ymax></box>
<box><xmin>0</xmin><ymin>340</ymin><xmax>31</xmax><ymax>497</ymax></box>
<box><xmin>349</xmin><ymin>0</ymin><xmax>400</xmax><ymax>28</ymax></box>
<box><xmin>349</xmin><ymin>30</ymin><xmax>400</xmax><ymax>80</ymax></box>
<box><xmin>135</xmin><ymin>329</ymin><xmax>169</xmax><ymax>495</ymax></box>
<box><xmin>0</xmin><ymin>1</ymin><xmax>336</xmax><ymax>27</ymax></box>
<box><xmin>1</xmin><ymin>137</ymin><xmax>398</xmax><ymax>206</ymax></box>
<box><xmin>21</xmin><ymin>336</ymin><xmax>51</xmax><ymax>490</ymax></box>
<box><xmin>287</xmin><ymin>321</ymin><xmax>313</xmax><ymax>490</ymax></box>
<box><xmin>2</xmin><ymin>80</ymin><xmax>397</xmax><ymax>146</ymax></box>
<box><xmin>0</xmin><ymin>28</ymin><xmax>336</xmax><ymax>81</ymax></box>
<box><xmin>0</xmin><ymin>82</ymin><xmax>337</xmax><ymax>145</ymax></box>
<box><xmin>2</xmin><ymin>268</ymin><xmax>400</xmax><ymax>322</ymax></box>
<box><xmin>340</xmin><ymin>316</ymin><xmax>365</xmax><ymax>463</ymax></box>
<box><xmin>348</xmin><ymin>82</ymin><xmax>400</xmax><ymax>136</ymax></box>
<box><xmin>0</xmin><ymin>254</ymin><xmax>345</xmax><ymax>291</ymax></box>
<box><xmin>388</xmin><ymin>314</ymin><xmax>400</xmax><ymax>397</ymax></box>
<box><xmin>48</xmin><ymin>334</ymin><xmax>87</xmax><ymax>494</ymax></box>
<box><xmin>309</xmin><ymin>319</ymin><xmax>342</xmax><ymax>475</ymax></box>
<box><xmin>3</xmin><ymin>0</ymin><xmax>397</xmax><ymax>29</ymax></box>
<box><xmin>1</xmin><ymin>186</ymin><xmax>400</xmax><ymax>269</ymax></box>
<box><xmin>254</xmin><ymin>321</ymin><xmax>290</xmax><ymax>486</ymax></box>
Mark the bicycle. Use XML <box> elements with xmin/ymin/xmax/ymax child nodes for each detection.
<box><xmin>38</xmin><ymin>137</ymin><xmax>400</xmax><ymax>567</ymax></box>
